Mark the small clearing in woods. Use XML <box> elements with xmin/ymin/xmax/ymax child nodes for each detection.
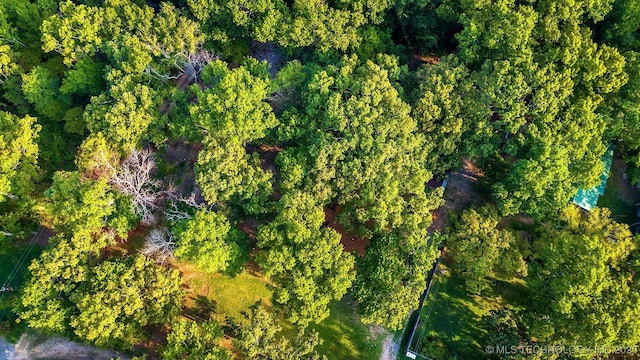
<box><xmin>176</xmin><ymin>261</ymin><xmax>274</xmax><ymax>326</ymax></box>
<box><xmin>250</xmin><ymin>41</ymin><xmax>284</xmax><ymax>78</ymax></box>
<box><xmin>429</xmin><ymin>159</ymin><xmax>484</xmax><ymax>232</ymax></box>
<box><xmin>598</xmin><ymin>156</ymin><xmax>640</xmax><ymax>224</ymax></box>
<box><xmin>294</xmin><ymin>296</ymin><xmax>385</xmax><ymax>360</ymax></box>
<box><xmin>161</xmin><ymin>141</ymin><xmax>204</xmax><ymax>203</ymax></box>
<box><xmin>324</xmin><ymin>205</ymin><xmax>369</xmax><ymax>256</ymax></box>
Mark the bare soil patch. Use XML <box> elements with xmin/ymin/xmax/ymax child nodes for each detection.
<box><xmin>12</xmin><ymin>333</ymin><xmax>128</xmax><ymax>360</ymax></box>
<box><xmin>429</xmin><ymin>159</ymin><xmax>484</xmax><ymax>232</ymax></box>
<box><xmin>32</xmin><ymin>227</ymin><xmax>55</xmax><ymax>247</ymax></box>
<box><xmin>250</xmin><ymin>41</ymin><xmax>284</xmax><ymax>78</ymax></box>
<box><xmin>247</xmin><ymin>144</ymin><xmax>283</xmax><ymax>201</ymax></box>
<box><xmin>239</xmin><ymin>217</ymin><xmax>267</xmax><ymax>243</ymax></box>
<box><xmin>324</xmin><ymin>205</ymin><xmax>370</xmax><ymax>256</ymax></box>
<box><xmin>610</xmin><ymin>157</ymin><xmax>640</xmax><ymax>203</ymax></box>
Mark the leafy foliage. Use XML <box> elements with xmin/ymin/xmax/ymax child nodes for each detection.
<box><xmin>0</xmin><ymin>111</ymin><xmax>39</xmax><ymax>204</ymax></box>
<box><xmin>18</xmin><ymin>230</ymin><xmax>114</xmax><ymax>334</ymax></box>
<box><xmin>70</xmin><ymin>255</ymin><xmax>183</xmax><ymax>348</ymax></box>
<box><xmin>526</xmin><ymin>206</ymin><xmax>640</xmax><ymax>347</ymax></box>
<box><xmin>353</xmin><ymin>231</ymin><xmax>439</xmax><ymax>330</ymax></box>
<box><xmin>445</xmin><ymin>207</ymin><xmax>528</xmax><ymax>293</ymax></box>
<box><xmin>162</xmin><ymin>319</ymin><xmax>231</xmax><ymax>360</ymax></box>
<box><xmin>84</xmin><ymin>71</ymin><xmax>158</xmax><ymax>151</ymax></box>
<box><xmin>173</xmin><ymin>209</ymin><xmax>244</xmax><ymax>274</ymax></box>
<box><xmin>281</xmin><ymin>55</ymin><xmax>443</xmax><ymax>237</ymax></box>
<box><xmin>4</xmin><ymin>0</ymin><xmax>640</xmax><ymax>351</ymax></box>
<box><xmin>257</xmin><ymin>192</ymin><xmax>355</xmax><ymax>326</ymax></box>
<box><xmin>20</xmin><ymin>234</ymin><xmax>183</xmax><ymax>349</ymax></box>
<box><xmin>236</xmin><ymin>304</ymin><xmax>325</xmax><ymax>360</ymax></box>
<box><xmin>43</xmin><ymin>171</ymin><xmax>136</xmax><ymax>237</ymax></box>
<box><xmin>191</xmin><ymin>60</ymin><xmax>276</xmax><ymax>213</ymax></box>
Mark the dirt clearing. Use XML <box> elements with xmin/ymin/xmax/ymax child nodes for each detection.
<box><xmin>429</xmin><ymin>159</ymin><xmax>484</xmax><ymax>232</ymax></box>
<box><xmin>8</xmin><ymin>333</ymin><xmax>127</xmax><ymax>360</ymax></box>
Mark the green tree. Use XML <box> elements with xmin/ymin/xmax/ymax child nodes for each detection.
<box><xmin>0</xmin><ymin>112</ymin><xmax>40</xmax><ymax>204</ymax></box>
<box><xmin>601</xmin><ymin>0</ymin><xmax>640</xmax><ymax>49</ymax></box>
<box><xmin>445</xmin><ymin>207</ymin><xmax>527</xmax><ymax>293</ymax></box>
<box><xmin>353</xmin><ymin>230</ymin><xmax>440</xmax><ymax>330</ymax></box>
<box><xmin>195</xmin><ymin>137</ymin><xmax>273</xmax><ymax>214</ymax></box>
<box><xmin>282</xmin><ymin>55</ymin><xmax>443</xmax><ymax>237</ymax></box>
<box><xmin>42</xmin><ymin>0</ymin><xmax>203</xmax><ymax>74</ymax></box>
<box><xmin>191</xmin><ymin>60</ymin><xmax>277</xmax><ymax>213</ymax></box>
<box><xmin>602</xmin><ymin>52</ymin><xmax>640</xmax><ymax>183</ymax></box>
<box><xmin>43</xmin><ymin>171</ymin><xmax>136</xmax><ymax>237</ymax></box>
<box><xmin>526</xmin><ymin>206</ymin><xmax>640</xmax><ymax>348</ymax></box>
<box><xmin>411</xmin><ymin>55</ymin><xmax>484</xmax><ymax>174</ymax></box>
<box><xmin>173</xmin><ymin>209</ymin><xmax>244</xmax><ymax>274</ymax></box>
<box><xmin>84</xmin><ymin>70</ymin><xmax>158</xmax><ymax>151</ymax></box>
<box><xmin>162</xmin><ymin>319</ymin><xmax>231</xmax><ymax>360</ymax></box>
<box><xmin>280</xmin><ymin>1</ymin><xmax>362</xmax><ymax>52</ymax></box>
<box><xmin>257</xmin><ymin>191</ymin><xmax>355</xmax><ymax>326</ymax></box>
<box><xmin>18</xmin><ymin>230</ymin><xmax>115</xmax><ymax>334</ymax></box>
<box><xmin>21</xmin><ymin>66</ymin><xmax>70</xmax><ymax>121</ymax></box>
<box><xmin>455</xmin><ymin>0</ymin><xmax>537</xmax><ymax>66</ymax></box>
<box><xmin>411</xmin><ymin>0</ymin><xmax>629</xmax><ymax>220</ymax></box>
<box><xmin>189</xmin><ymin>59</ymin><xmax>277</xmax><ymax>143</ymax></box>
<box><xmin>41</xmin><ymin>0</ymin><xmax>109</xmax><ymax>66</ymax></box>
<box><xmin>236</xmin><ymin>304</ymin><xmax>324</xmax><ymax>360</ymax></box>
<box><xmin>186</xmin><ymin>0</ymin><xmax>284</xmax><ymax>45</ymax></box>
<box><xmin>59</xmin><ymin>57</ymin><xmax>106</xmax><ymax>97</ymax></box>
<box><xmin>483</xmin><ymin>309</ymin><xmax>526</xmax><ymax>360</ymax></box>
<box><xmin>75</xmin><ymin>132</ymin><xmax>120</xmax><ymax>180</ymax></box>
<box><xmin>69</xmin><ymin>255</ymin><xmax>183</xmax><ymax>348</ymax></box>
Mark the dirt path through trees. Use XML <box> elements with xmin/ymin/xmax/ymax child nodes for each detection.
<box><xmin>429</xmin><ymin>160</ymin><xmax>484</xmax><ymax>233</ymax></box>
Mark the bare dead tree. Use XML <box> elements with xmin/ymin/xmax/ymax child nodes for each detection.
<box><xmin>143</xmin><ymin>66</ymin><xmax>180</xmax><ymax>83</ymax></box>
<box><xmin>182</xmin><ymin>49</ymin><xmax>217</xmax><ymax>82</ymax></box>
<box><xmin>163</xmin><ymin>187</ymin><xmax>212</xmax><ymax>222</ymax></box>
<box><xmin>163</xmin><ymin>201</ymin><xmax>193</xmax><ymax>222</ymax></box>
<box><xmin>144</xmin><ymin>46</ymin><xmax>217</xmax><ymax>85</ymax></box>
<box><xmin>141</xmin><ymin>228</ymin><xmax>175</xmax><ymax>264</ymax></box>
<box><xmin>109</xmin><ymin>149</ymin><xmax>163</xmax><ymax>224</ymax></box>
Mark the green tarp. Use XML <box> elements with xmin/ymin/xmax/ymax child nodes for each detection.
<box><xmin>572</xmin><ymin>146</ymin><xmax>614</xmax><ymax>211</ymax></box>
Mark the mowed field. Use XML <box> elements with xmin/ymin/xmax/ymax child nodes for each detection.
<box><xmin>178</xmin><ymin>261</ymin><xmax>384</xmax><ymax>359</ymax></box>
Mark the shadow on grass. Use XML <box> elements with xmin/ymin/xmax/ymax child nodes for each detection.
<box><xmin>309</xmin><ymin>296</ymin><xmax>383</xmax><ymax>360</ymax></box>
<box><xmin>222</xmin><ymin>238</ymin><xmax>251</xmax><ymax>277</ymax></box>
<box><xmin>407</xmin><ymin>264</ymin><xmax>531</xmax><ymax>360</ymax></box>
<box><xmin>490</xmin><ymin>278</ymin><xmax>529</xmax><ymax>309</ymax></box>
<box><xmin>598</xmin><ymin>157</ymin><xmax>640</xmax><ymax>225</ymax></box>
<box><xmin>0</xmin><ymin>241</ymin><xmax>44</xmax><ymax>340</ymax></box>
<box><xmin>415</xmin><ymin>268</ymin><xmax>489</xmax><ymax>359</ymax></box>
<box><xmin>183</xmin><ymin>295</ymin><xmax>217</xmax><ymax>322</ymax></box>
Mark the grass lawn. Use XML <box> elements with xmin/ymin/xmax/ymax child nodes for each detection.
<box><xmin>177</xmin><ymin>262</ymin><xmax>273</xmax><ymax>325</ymax></box>
<box><xmin>0</xmin><ymin>240</ymin><xmax>44</xmax><ymax>341</ymax></box>
<box><xmin>402</xmin><ymin>262</ymin><xmax>527</xmax><ymax>360</ymax></box>
<box><xmin>179</xmin><ymin>260</ymin><xmax>385</xmax><ymax>359</ymax></box>
<box><xmin>309</xmin><ymin>297</ymin><xmax>384</xmax><ymax>360</ymax></box>
<box><xmin>0</xmin><ymin>242</ymin><xmax>43</xmax><ymax>288</ymax></box>
<box><xmin>598</xmin><ymin>157</ymin><xmax>640</xmax><ymax>224</ymax></box>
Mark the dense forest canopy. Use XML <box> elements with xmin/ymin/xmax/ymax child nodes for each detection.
<box><xmin>0</xmin><ymin>0</ymin><xmax>639</xmax><ymax>358</ymax></box>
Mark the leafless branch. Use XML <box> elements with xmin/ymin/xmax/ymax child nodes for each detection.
<box><xmin>183</xmin><ymin>49</ymin><xmax>217</xmax><ymax>81</ymax></box>
<box><xmin>141</xmin><ymin>228</ymin><xmax>175</xmax><ymax>264</ymax></box>
<box><xmin>163</xmin><ymin>201</ymin><xmax>192</xmax><ymax>222</ymax></box>
<box><xmin>110</xmin><ymin>149</ymin><xmax>162</xmax><ymax>224</ymax></box>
